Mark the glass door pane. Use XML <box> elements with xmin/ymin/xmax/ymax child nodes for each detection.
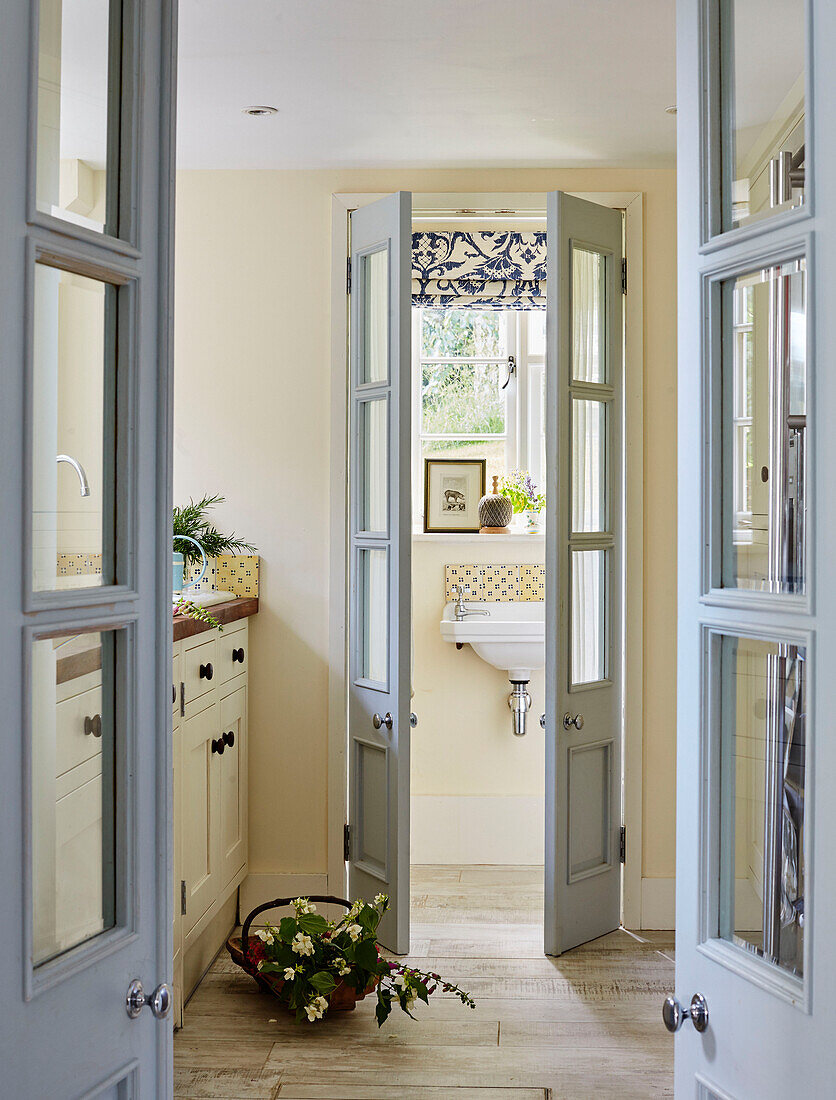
<box><xmin>716</xmin><ymin>634</ymin><xmax>806</xmax><ymax>980</ymax></box>
<box><xmin>572</xmin><ymin>399</ymin><xmax>607</xmax><ymax>533</ymax></box>
<box><xmin>357</xmin><ymin>547</ymin><xmax>388</xmax><ymax>686</ymax></box>
<box><xmin>360</xmin><ymin>249</ymin><xmax>389</xmax><ymax>384</ymax></box>
<box><xmin>572</xmin><ymin>247</ymin><xmax>607</xmax><ymax>383</ymax></box>
<box><xmin>36</xmin><ymin>0</ymin><xmax>117</xmax><ymax>234</ymax></box>
<box><xmin>358</xmin><ymin>397</ymin><xmax>388</xmax><ymax>534</ymax></box>
<box><xmin>720</xmin><ymin>258</ymin><xmax>807</xmax><ymax>594</ymax></box>
<box><xmin>720</xmin><ymin>0</ymin><xmax>806</xmax><ymax>231</ymax></box>
<box><xmin>571</xmin><ymin>549</ymin><xmax>608</xmax><ymax>687</ymax></box>
<box><xmin>32</xmin><ymin>262</ymin><xmax>117</xmax><ymax>593</ymax></box>
<box><xmin>31</xmin><ymin>626</ymin><xmax>119</xmax><ymax>967</ymax></box>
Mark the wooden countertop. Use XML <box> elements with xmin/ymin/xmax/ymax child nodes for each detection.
<box><xmin>173</xmin><ymin>596</ymin><xmax>258</xmax><ymax>641</ymax></box>
<box><xmin>54</xmin><ymin>597</ymin><xmax>258</xmax><ymax>684</ymax></box>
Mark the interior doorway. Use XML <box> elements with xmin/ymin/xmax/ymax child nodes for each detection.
<box><xmin>329</xmin><ymin>190</ymin><xmax>646</xmax><ymax>955</ymax></box>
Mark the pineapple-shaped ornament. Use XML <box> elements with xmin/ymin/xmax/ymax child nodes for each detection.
<box><xmin>479</xmin><ymin>475</ymin><xmax>513</xmax><ymax>533</ymax></box>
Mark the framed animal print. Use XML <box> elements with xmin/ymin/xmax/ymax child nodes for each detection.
<box><xmin>423</xmin><ymin>458</ymin><xmax>486</xmax><ymax>533</ymax></box>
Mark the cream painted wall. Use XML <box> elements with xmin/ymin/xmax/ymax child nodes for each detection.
<box><xmin>173</xmin><ymin>167</ymin><xmax>677</xmax><ymax>914</ymax></box>
<box><xmin>411</xmin><ymin>536</ymin><xmax>546</xmax><ymax>864</ymax></box>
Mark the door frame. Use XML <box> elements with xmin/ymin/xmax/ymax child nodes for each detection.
<box><xmin>328</xmin><ymin>190</ymin><xmax>646</xmax><ymax>930</ymax></box>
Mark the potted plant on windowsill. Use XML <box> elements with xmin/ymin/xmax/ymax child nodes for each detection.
<box><xmin>499</xmin><ymin>471</ymin><xmax>546</xmax><ymax>533</ymax></box>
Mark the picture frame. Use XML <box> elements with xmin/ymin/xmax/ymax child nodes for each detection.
<box><xmin>423</xmin><ymin>458</ymin><xmax>486</xmax><ymax>534</ymax></box>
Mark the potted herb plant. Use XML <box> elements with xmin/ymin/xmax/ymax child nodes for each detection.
<box><xmin>172</xmin><ymin>493</ymin><xmax>256</xmax><ymax>591</ymax></box>
<box><xmin>499</xmin><ymin>471</ymin><xmax>546</xmax><ymax>533</ymax></box>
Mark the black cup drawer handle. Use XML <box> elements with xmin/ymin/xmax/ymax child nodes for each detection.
<box><xmin>211</xmin><ymin>737</ymin><xmax>225</xmax><ymax>755</ymax></box>
<box><xmin>199</xmin><ymin>662</ymin><xmax>214</xmax><ymax>680</ymax></box>
<box><xmin>223</xmin><ymin>730</ymin><xmax>235</xmax><ymax>748</ymax></box>
<box><xmin>232</xmin><ymin>648</ymin><xmax>245</xmax><ymax>664</ymax></box>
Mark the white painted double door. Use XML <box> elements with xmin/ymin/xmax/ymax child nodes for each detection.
<box><xmin>346</xmin><ymin>191</ymin><xmax>625</xmax><ymax>957</ymax></box>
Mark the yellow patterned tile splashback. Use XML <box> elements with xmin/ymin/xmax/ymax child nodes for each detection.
<box><xmin>445</xmin><ymin>563</ymin><xmax>544</xmax><ymax>602</ymax></box>
<box><xmin>57</xmin><ymin>553</ymin><xmax>103</xmax><ymax>576</ymax></box>
<box><xmin>183</xmin><ymin>554</ymin><xmax>259</xmax><ymax>598</ymax></box>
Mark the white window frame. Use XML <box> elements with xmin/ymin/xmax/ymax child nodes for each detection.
<box><xmin>411</xmin><ymin>306</ymin><xmax>546</xmax><ymax>527</ymax></box>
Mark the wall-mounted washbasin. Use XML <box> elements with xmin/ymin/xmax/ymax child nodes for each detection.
<box><xmin>440</xmin><ymin>601</ymin><xmax>545</xmax><ymax>682</ymax></box>
<box><xmin>173</xmin><ymin>589</ymin><xmax>236</xmax><ymax>609</ymax></box>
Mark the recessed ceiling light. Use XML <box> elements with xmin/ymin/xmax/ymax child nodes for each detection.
<box><xmin>242</xmin><ymin>105</ymin><xmax>278</xmax><ymax>117</ymax></box>
<box><xmin>665</xmin><ymin>104</ymin><xmax>678</xmax><ymax>115</ymax></box>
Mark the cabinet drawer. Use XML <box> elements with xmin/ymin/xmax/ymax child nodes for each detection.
<box><xmin>218</xmin><ymin>621</ymin><xmax>248</xmax><ymax>685</ymax></box>
<box><xmin>55</xmin><ymin>684</ymin><xmax>103</xmax><ymax>778</ymax></box>
<box><xmin>183</xmin><ymin>635</ymin><xmax>217</xmax><ymax>707</ymax></box>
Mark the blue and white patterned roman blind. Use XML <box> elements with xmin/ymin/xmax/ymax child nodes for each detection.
<box><xmin>412</xmin><ymin>231</ymin><xmax>546</xmax><ymax>310</ymax></box>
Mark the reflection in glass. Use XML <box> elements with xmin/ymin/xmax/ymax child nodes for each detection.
<box><xmin>572</xmin><ymin>247</ymin><xmax>606</xmax><ymax>384</ymax></box>
<box><xmin>723</xmin><ymin>259</ymin><xmax>806</xmax><ymax>594</ymax></box>
<box><xmin>33</xmin><ymin>263</ymin><xmax>115</xmax><ymax>592</ymax></box>
<box><xmin>718</xmin><ymin>635</ymin><xmax>806</xmax><ymax>978</ymax></box>
<box><xmin>571</xmin><ymin>550</ymin><xmax>607</xmax><ymax>686</ymax></box>
<box><xmin>32</xmin><ymin>629</ymin><xmax>117</xmax><ymax>967</ymax></box>
<box><xmin>572</xmin><ymin>400</ymin><xmax>607</xmax><ymax>533</ymax></box>
<box><xmin>36</xmin><ymin>0</ymin><xmax>113</xmax><ymax>233</ymax></box>
<box><xmin>527</xmin><ymin>311</ymin><xmax>546</xmax><ymax>357</ymax></box>
<box><xmin>360</xmin><ymin>398</ymin><xmax>387</xmax><ymax>533</ymax></box>
<box><xmin>361</xmin><ymin>250</ymin><xmax>388</xmax><ymax>384</ymax></box>
<box><xmin>722</xmin><ymin>0</ymin><xmax>806</xmax><ymax>231</ymax></box>
<box><xmin>359</xmin><ymin>548</ymin><xmax>388</xmax><ymax>685</ymax></box>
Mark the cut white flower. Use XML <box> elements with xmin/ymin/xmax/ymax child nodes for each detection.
<box><xmin>374</xmin><ymin>893</ymin><xmax>387</xmax><ymax>906</ymax></box>
<box><xmin>346</xmin><ymin>923</ymin><xmax>362</xmax><ymax>942</ymax></box>
<box><xmin>304</xmin><ymin>995</ymin><xmax>329</xmax><ymax>1022</ymax></box>
<box><xmin>336</xmin><ymin>958</ymin><xmax>351</xmax><ymax>976</ymax></box>
<box><xmin>392</xmin><ymin>973</ymin><xmax>407</xmax><ymax>989</ymax></box>
<box><xmin>255</xmin><ymin>928</ymin><xmax>274</xmax><ymax>944</ymax></box>
<box><xmin>292</xmin><ymin>932</ymin><xmax>314</xmax><ymax>955</ymax></box>
<box><xmin>293</xmin><ymin>897</ymin><xmax>316</xmax><ymax>915</ymax></box>
<box><xmin>283</xmin><ymin>967</ymin><xmax>296</xmax><ymax>981</ymax></box>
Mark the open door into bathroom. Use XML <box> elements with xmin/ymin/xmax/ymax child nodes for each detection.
<box><xmin>346</xmin><ymin>192</ymin><xmax>413</xmax><ymax>954</ymax></box>
<box><xmin>544</xmin><ymin>192</ymin><xmax>624</xmax><ymax>955</ymax></box>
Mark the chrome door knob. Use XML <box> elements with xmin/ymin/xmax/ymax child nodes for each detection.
<box><xmin>662</xmin><ymin>993</ymin><xmax>709</xmax><ymax>1033</ymax></box>
<box><xmin>562</xmin><ymin>712</ymin><xmax>584</xmax><ymax>731</ymax></box>
<box><xmin>373</xmin><ymin>712</ymin><xmax>393</xmax><ymax>730</ymax></box>
<box><xmin>409</xmin><ymin>712</ymin><xmax>418</xmax><ymax>728</ymax></box>
<box><xmin>126</xmin><ymin>979</ymin><xmax>172</xmax><ymax>1020</ymax></box>
<box><xmin>540</xmin><ymin>714</ymin><xmax>546</xmax><ymax>729</ymax></box>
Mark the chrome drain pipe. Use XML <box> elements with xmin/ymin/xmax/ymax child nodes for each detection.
<box><xmin>508</xmin><ymin>680</ymin><xmax>532</xmax><ymax>737</ymax></box>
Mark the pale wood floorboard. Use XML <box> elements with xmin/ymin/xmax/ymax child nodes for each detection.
<box><xmin>175</xmin><ymin>864</ymin><xmax>674</xmax><ymax>1098</ymax></box>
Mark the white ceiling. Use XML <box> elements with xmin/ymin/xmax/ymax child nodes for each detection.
<box><xmin>175</xmin><ymin>0</ymin><xmax>678</xmax><ymax>170</ymax></box>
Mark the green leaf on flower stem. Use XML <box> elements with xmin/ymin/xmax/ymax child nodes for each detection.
<box><xmin>296</xmin><ymin>912</ymin><xmax>329</xmax><ymax>935</ymax></box>
<box><xmin>354</xmin><ymin>937</ymin><xmax>379</xmax><ymax>971</ymax></box>
<box><xmin>355</xmin><ymin>906</ymin><xmax>379</xmax><ymax>933</ymax></box>
<box><xmin>416</xmin><ymin>980</ymin><xmax>429</xmax><ymax>1004</ymax></box>
<box><xmin>308</xmin><ymin>970</ymin><xmax>337</xmax><ymax>995</ymax></box>
<box><xmin>279</xmin><ymin>917</ymin><xmax>298</xmax><ymax>943</ymax></box>
<box><xmin>257</xmin><ymin>961</ymin><xmax>283</xmax><ymax>974</ymax></box>
<box><xmin>375</xmin><ymin>989</ymin><xmax>392</xmax><ymax>1027</ymax></box>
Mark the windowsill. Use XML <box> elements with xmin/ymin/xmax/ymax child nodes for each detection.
<box><xmin>412</xmin><ymin>528</ymin><xmax>544</xmax><ymax>543</ymax></box>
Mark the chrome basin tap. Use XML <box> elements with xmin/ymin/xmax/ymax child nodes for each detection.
<box><xmin>452</xmin><ymin>584</ymin><xmax>490</xmax><ymax>622</ymax></box>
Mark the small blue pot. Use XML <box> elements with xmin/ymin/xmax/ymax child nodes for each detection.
<box><xmin>172</xmin><ymin>536</ymin><xmax>207</xmax><ymax>598</ymax></box>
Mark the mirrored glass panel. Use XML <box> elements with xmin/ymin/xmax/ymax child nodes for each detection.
<box><xmin>32</xmin><ymin>263</ymin><xmax>116</xmax><ymax>592</ymax></box>
<box><xmin>359</xmin><ymin>398</ymin><xmax>388</xmax><ymax>533</ymax></box>
<box><xmin>358</xmin><ymin>548</ymin><xmax>388</xmax><ymax>685</ymax></box>
<box><xmin>721</xmin><ymin>258</ymin><xmax>806</xmax><ymax>594</ymax></box>
<box><xmin>571</xmin><ymin>550</ymin><xmax>608</xmax><ymax>687</ymax></box>
<box><xmin>361</xmin><ymin>249</ymin><xmax>389</xmax><ymax>385</ymax></box>
<box><xmin>36</xmin><ymin>0</ymin><xmax>114</xmax><ymax>234</ymax></box>
<box><xmin>32</xmin><ymin>627</ymin><xmax>118</xmax><ymax>967</ymax></box>
<box><xmin>572</xmin><ymin>247</ymin><xmax>606</xmax><ymax>384</ymax></box>
<box><xmin>717</xmin><ymin>634</ymin><xmax>806</xmax><ymax>979</ymax></box>
<box><xmin>572</xmin><ymin>399</ymin><xmax>607</xmax><ymax>533</ymax></box>
<box><xmin>720</xmin><ymin>0</ymin><xmax>806</xmax><ymax>232</ymax></box>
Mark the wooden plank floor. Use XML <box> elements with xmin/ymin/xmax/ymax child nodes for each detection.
<box><xmin>175</xmin><ymin>865</ymin><xmax>674</xmax><ymax>1099</ymax></box>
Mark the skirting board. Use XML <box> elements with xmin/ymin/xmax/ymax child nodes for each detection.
<box><xmin>239</xmin><ymin>873</ymin><xmax>328</xmax><ymax>921</ymax></box>
<box><xmin>640</xmin><ymin>877</ymin><xmax>760</xmax><ymax>932</ymax></box>
<box><xmin>411</xmin><ymin>794</ymin><xmax>544</xmax><ymax>865</ymax></box>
